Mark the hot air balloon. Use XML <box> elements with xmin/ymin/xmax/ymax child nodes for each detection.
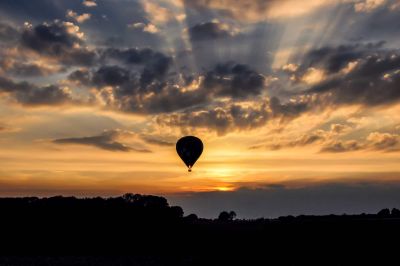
<box><xmin>176</xmin><ymin>136</ymin><xmax>203</xmax><ymax>172</ymax></box>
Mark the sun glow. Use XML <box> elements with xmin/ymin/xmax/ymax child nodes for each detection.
<box><xmin>215</xmin><ymin>186</ymin><xmax>235</xmax><ymax>192</ymax></box>
<box><xmin>204</xmin><ymin>167</ymin><xmax>237</xmax><ymax>178</ymax></box>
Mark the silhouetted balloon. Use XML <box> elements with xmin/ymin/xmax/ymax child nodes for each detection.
<box><xmin>176</xmin><ymin>136</ymin><xmax>203</xmax><ymax>172</ymax></box>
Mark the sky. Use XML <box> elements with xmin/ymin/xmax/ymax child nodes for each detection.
<box><xmin>1</xmin><ymin>0</ymin><xmax>400</xmax><ymax>218</ymax></box>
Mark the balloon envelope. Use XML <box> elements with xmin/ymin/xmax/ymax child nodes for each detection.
<box><xmin>176</xmin><ymin>136</ymin><xmax>203</xmax><ymax>172</ymax></box>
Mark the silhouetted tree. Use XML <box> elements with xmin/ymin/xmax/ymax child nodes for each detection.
<box><xmin>218</xmin><ymin>211</ymin><xmax>236</xmax><ymax>221</ymax></box>
<box><xmin>377</xmin><ymin>208</ymin><xmax>391</xmax><ymax>217</ymax></box>
<box><xmin>170</xmin><ymin>206</ymin><xmax>184</xmax><ymax>218</ymax></box>
<box><xmin>391</xmin><ymin>208</ymin><xmax>400</xmax><ymax>217</ymax></box>
<box><xmin>184</xmin><ymin>213</ymin><xmax>198</xmax><ymax>222</ymax></box>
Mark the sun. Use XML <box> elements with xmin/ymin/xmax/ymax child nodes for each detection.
<box><xmin>215</xmin><ymin>186</ymin><xmax>235</xmax><ymax>192</ymax></box>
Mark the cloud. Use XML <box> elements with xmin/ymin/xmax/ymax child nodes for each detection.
<box><xmin>0</xmin><ymin>47</ymin><xmax>63</xmax><ymax>77</ymax></box>
<box><xmin>102</xmin><ymin>47</ymin><xmax>172</xmax><ymax>87</ymax></box>
<box><xmin>53</xmin><ymin>130</ymin><xmax>152</xmax><ymax>152</ymax></box>
<box><xmin>66</xmin><ymin>46</ymin><xmax>174</xmax><ymax>107</ymax></box>
<box><xmin>188</xmin><ymin>22</ymin><xmax>238</xmax><ymax>41</ymax></box>
<box><xmin>282</xmin><ymin>63</ymin><xmax>299</xmax><ymax>73</ymax></box>
<box><xmin>0</xmin><ymin>60</ymin><xmax>53</xmax><ymax>77</ymax></box>
<box><xmin>141</xmin><ymin>136</ymin><xmax>174</xmax><ymax>146</ymax></box>
<box><xmin>143</xmin><ymin>1</ymin><xmax>175</xmax><ymax>24</ymax></box>
<box><xmin>367</xmin><ymin>132</ymin><xmax>400</xmax><ymax>151</ymax></box>
<box><xmin>82</xmin><ymin>0</ymin><xmax>97</xmax><ymax>7</ymax></box>
<box><xmin>230</xmin><ymin>103</ymin><xmax>269</xmax><ymax>130</ymax></box>
<box><xmin>0</xmin><ymin>22</ymin><xmax>19</xmax><ymax>43</ymax></box>
<box><xmin>128</xmin><ymin>22</ymin><xmax>159</xmax><ymax>34</ymax></box>
<box><xmin>300</xmin><ymin>43</ymin><xmax>384</xmax><ymax>75</ymax></box>
<box><xmin>330</xmin><ymin>123</ymin><xmax>350</xmax><ymax>134</ymax></box>
<box><xmin>92</xmin><ymin>65</ymin><xmax>131</xmax><ymax>87</ymax></box>
<box><xmin>320</xmin><ymin>140</ymin><xmax>362</xmax><ymax>153</ymax></box>
<box><xmin>182</xmin><ymin>0</ymin><xmax>342</xmax><ymax>22</ymax></box>
<box><xmin>157</xmin><ymin>107</ymin><xmax>234</xmax><ymax>136</ymax></box>
<box><xmin>14</xmin><ymin>84</ymin><xmax>74</xmax><ymax>106</ymax></box>
<box><xmin>68</xmin><ymin>68</ymin><xmax>91</xmax><ymax>85</ymax></box>
<box><xmin>269</xmin><ymin>96</ymin><xmax>310</xmax><ymax>120</ymax></box>
<box><xmin>0</xmin><ymin>75</ymin><xmax>74</xmax><ymax>106</ymax></box>
<box><xmin>203</xmin><ymin>63</ymin><xmax>265</xmax><ymax>99</ymax></box>
<box><xmin>307</xmin><ymin>45</ymin><xmax>400</xmax><ymax>107</ymax></box>
<box><xmin>390</xmin><ymin>0</ymin><xmax>400</xmax><ymax>10</ymax></box>
<box><xmin>66</xmin><ymin>10</ymin><xmax>91</xmax><ymax>23</ymax></box>
<box><xmin>67</xmin><ymin>59</ymin><xmax>314</xmax><ymax>134</ymax></box>
<box><xmin>67</xmin><ymin>59</ymin><xmax>269</xmax><ymax>116</ymax></box>
<box><xmin>134</xmin><ymin>85</ymin><xmax>209</xmax><ymax>113</ymax></box>
<box><xmin>257</xmin><ymin>124</ymin><xmax>352</xmax><ymax>151</ymax></box>
<box><xmin>268</xmin><ymin>131</ymin><xmax>327</xmax><ymax>151</ymax></box>
<box><xmin>316</xmin><ymin>131</ymin><xmax>400</xmax><ymax>153</ymax></box>
<box><xmin>354</xmin><ymin>0</ymin><xmax>386</xmax><ymax>13</ymax></box>
<box><xmin>68</xmin><ymin>68</ymin><xmax>208</xmax><ymax>114</ymax></box>
<box><xmin>301</xmin><ymin>68</ymin><xmax>325</xmax><ymax>85</ymax></box>
<box><xmin>21</xmin><ymin>20</ymin><xmax>97</xmax><ymax>66</ymax></box>
<box><xmin>156</xmin><ymin>102</ymin><xmax>269</xmax><ymax>136</ymax></box>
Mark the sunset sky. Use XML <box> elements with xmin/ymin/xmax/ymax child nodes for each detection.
<box><xmin>1</xmin><ymin>0</ymin><xmax>400</xmax><ymax>217</ymax></box>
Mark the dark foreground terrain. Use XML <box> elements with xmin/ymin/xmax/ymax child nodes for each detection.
<box><xmin>1</xmin><ymin>194</ymin><xmax>399</xmax><ymax>265</ymax></box>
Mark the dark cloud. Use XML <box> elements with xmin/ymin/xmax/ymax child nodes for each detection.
<box><xmin>137</xmin><ymin>85</ymin><xmax>209</xmax><ymax>113</ymax></box>
<box><xmin>0</xmin><ymin>75</ymin><xmax>32</xmax><ymax>93</ymax></box>
<box><xmin>309</xmin><ymin>49</ymin><xmax>400</xmax><ymax>106</ymax></box>
<box><xmin>343</xmin><ymin>3</ymin><xmax>400</xmax><ymax>44</ymax></box>
<box><xmin>102</xmin><ymin>48</ymin><xmax>172</xmax><ymax>88</ymax></box>
<box><xmin>0</xmin><ymin>22</ymin><xmax>19</xmax><ymax>43</ymax></box>
<box><xmin>300</xmin><ymin>42</ymin><xmax>385</xmax><ymax>74</ymax></box>
<box><xmin>0</xmin><ymin>61</ymin><xmax>55</xmax><ymax>77</ymax></box>
<box><xmin>188</xmin><ymin>22</ymin><xmax>234</xmax><ymax>41</ymax></box>
<box><xmin>203</xmin><ymin>63</ymin><xmax>265</xmax><ymax>99</ymax></box>
<box><xmin>53</xmin><ymin>130</ymin><xmax>151</xmax><ymax>152</ymax></box>
<box><xmin>0</xmin><ymin>0</ymin><xmax>161</xmax><ymax>49</ymax></box>
<box><xmin>0</xmin><ymin>75</ymin><xmax>73</xmax><ymax>106</ymax></box>
<box><xmin>68</xmin><ymin>68</ymin><xmax>91</xmax><ymax>85</ymax></box>
<box><xmin>169</xmin><ymin>181</ymin><xmax>400</xmax><ymax>218</ymax></box>
<box><xmin>21</xmin><ymin>20</ymin><xmax>97</xmax><ymax>66</ymax></box>
<box><xmin>269</xmin><ymin>96</ymin><xmax>310</xmax><ymax>119</ymax></box>
<box><xmin>229</xmin><ymin>104</ymin><xmax>269</xmax><ymax>130</ymax></box>
<box><xmin>22</xmin><ymin>21</ymin><xmax>81</xmax><ymax>51</ymax></box>
<box><xmin>102</xmin><ymin>48</ymin><xmax>171</xmax><ymax>67</ymax></box>
<box><xmin>0</xmin><ymin>0</ymin><xmax>67</xmax><ymax>23</ymax></box>
<box><xmin>168</xmin><ymin>107</ymin><xmax>233</xmax><ymax>136</ymax></box>
<box><xmin>15</xmin><ymin>84</ymin><xmax>72</xmax><ymax>106</ymax></box>
<box><xmin>68</xmin><ymin>47</ymin><xmax>173</xmax><ymax>91</ymax></box>
<box><xmin>92</xmin><ymin>65</ymin><xmax>131</xmax><ymax>87</ymax></box>
<box><xmin>67</xmin><ymin>60</ymin><xmax>269</xmax><ymax>115</ymax></box>
<box><xmin>68</xmin><ymin>69</ymin><xmax>208</xmax><ymax>114</ymax></box>
<box><xmin>8</xmin><ymin>63</ymin><xmax>46</xmax><ymax>76</ymax></box>
<box><xmin>68</xmin><ymin>67</ymin><xmax>209</xmax><ymax>114</ymax></box>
